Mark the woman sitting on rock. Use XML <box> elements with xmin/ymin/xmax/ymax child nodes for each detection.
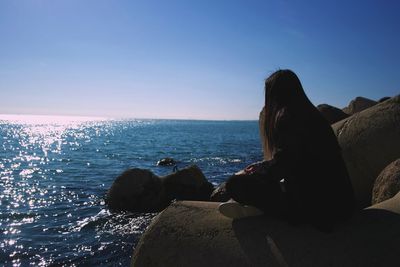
<box><xmin>220</xmin><ymin>69</ymin><xmax>355</xmax><ymax>232</ymax></box>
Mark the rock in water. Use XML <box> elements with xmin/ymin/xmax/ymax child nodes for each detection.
<box><xmin>106</xmin><ymin>165</ymin><xmax>214</xmax><ymax>212</ymax></box>
<box><xmin>342</xmin><ymin>96</ymin><xmax>377</xmax><ymax>115</ymax></box>
<box><xmin>317</xmin><ymin>103</ymin><xmax>349</xmax><ymax>124</ymax></box>
<box><xmin>332</xmin><ymin>95</ymin><xmax>400</xmax><ymax>208</ymax></box>
<box><xmin>372</xmin><ymin>159</ymin><xmax>400</xmax><ymax>205</ymax></box>
<box><xmin>157</xmin><ymin>157</ymin><xmax>176</xmax><ymax>166</ymax></box>
<box><xmin>162</xmin><ymin>165</ymin><xmax>214</xmax><ymax>201</ymax></box>
<box><xmin>106</xmin><ymin>168</ymin><xmax>165</xmax><ymax>212</ymax></box>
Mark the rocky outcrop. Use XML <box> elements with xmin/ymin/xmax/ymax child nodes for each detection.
<box><xmin>317</xmin><ymin>104</ymin><xmax>349</xmax><ymax>124</ymax></box>
<box><xmin>106</xmin><ymin>168</ymin><xmax>165</xmax><ymax>212</ymax></box>
<box><xmin>106</xmin><ymin>165</ymin><xmax>214</xmax><ymax>212</ymax></box>
<box><xmin>156</xmin><ymin>157</ymin><xmax>176</xmax><ymax>166</ymax></box>
<box><xmin>378</xmin><ymin>96</ymin><xmax>391</xmax><ymax>103</ymax></box>
<box><xmin>210</xmin><ymin>182</ymin><xmax>230</xmax><ymax>202</ymax></box>
<box><xmin>132</xmin><ymin>194</ymin><xmax>400</xmax><ymax>267</ymax></box>
<box><xmin>332</xmin><ymin>95</ymin><xmax>400</xmax><ymax>208</ymax></box>
<box><xmin>342</xmin><ymin>96</ymin><xmax>377</xmax><ymax>115</ymax></box>
<box><xmin>162</xmin><ymin>165</ymin><xmax>214</xmax><ymax>201</ymax></box>
<box><xmin>372</xmin><ymin>159</ymin><xmax>400</xmax><ymax>205</ymax></box>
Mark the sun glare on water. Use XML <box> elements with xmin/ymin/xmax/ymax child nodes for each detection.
<box><xmin>0</xmin><ymin>114</ymin><xmax>107</xmax><ymax>125</ymax></box>
<box><xmin>0</xmin><ymin>114</ymin><xmax>109</xmax><ymax>164</ymax></box>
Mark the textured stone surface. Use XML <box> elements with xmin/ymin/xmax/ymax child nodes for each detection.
<box><xmin>317</xmin><ymin>103</ymin><xmax>349</xmax><ymax>124</ymax></box>
<box><xmin>379</xmin><ymin>96</ymin><xmax>391</xmax><ymax>103</ymax></box>
<box><xmin>106</xmin><ymin>168</ymin><xmax>165</xmax><ymax>212</ymax></box>
<box><xmin>332</xmin><ymin>95</ymin><xmax>400</xmax><ymax>208</ymax></box>
<box><xmin>161</xmin><ymin>165</ymin><xmax>214</xmax><ymax>201</ymax></box>
<box><xmin>372</xmin><ymin>159</ymin><xmax>400</xmax><ymax>205</ymax></box>
<box><xmin>132</xmin><ymin>195</ymin><xmax>400</xmax><ymax>267</ymax></box>
<box><xmin>342</xmin><ymin>96</ymin><xmax>377</xmax><ymax>115</ymax></box>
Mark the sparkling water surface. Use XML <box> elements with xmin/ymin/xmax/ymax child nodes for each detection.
<box><xmin>0</xmin><ymin>115</ymin><xmax>262</xmax><ymax>266</ymax></box>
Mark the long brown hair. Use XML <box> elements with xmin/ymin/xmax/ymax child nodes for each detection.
<box><xmin>264</xmin><ymin>69</ymin><xmax>331</xmax><ymax>154</ymax></box>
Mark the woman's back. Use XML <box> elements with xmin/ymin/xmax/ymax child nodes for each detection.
<box><xmin>226</xmin><ymin>69</ymin><xmax>355</xmax><ymax>232</ymax></box>
<box><xmin>273</xmin><ymin>107</ymin><xmax>354</xmax><ymax>229</ymax></box>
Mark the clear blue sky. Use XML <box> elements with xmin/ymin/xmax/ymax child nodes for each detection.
<box><xmin>0</xmin><ymin>0</ymin><xmax>399</xmax><ymax>120</ymax></box>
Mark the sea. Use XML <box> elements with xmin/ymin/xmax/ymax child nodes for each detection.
<box><xmin>0</xmin><ymin>114</ymin><xmax>263</xmax><ymax>266</ymax></box>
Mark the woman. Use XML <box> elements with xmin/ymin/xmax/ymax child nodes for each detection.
<box><xmin>220</xmin><ymin>69</ymin><xmax>355</xmax><ymax>232</ymax></box>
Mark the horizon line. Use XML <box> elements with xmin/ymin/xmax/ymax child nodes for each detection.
<box><xmin>0</xmin><ymin>113</ymin><xmax>259</xmax><ymax>122</ymax></box>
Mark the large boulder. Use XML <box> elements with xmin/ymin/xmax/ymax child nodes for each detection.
<box><xmin>106</xmin><ymin>168</ymin><xmax>165</xmax><ymax>212</ymax></box>
<box><xmin>132</xmin><ymin>194</ymin><xmax>400</xmax><ymax>267</ymax></box>
<box><xmin>106</xmin><ymin>165</ymin><xmax>214</xmax><ymax>212</ymax></box>
<box><xmin>332</xmin><ymin>95</ymin><xmax>400</xmax><ymax>208</ymax></box>
<box><xmin>162</xmin><ymin>165</ymin><xmax>214</xmax><ymax>201</ymax></box>
<box><xmin>372</xmin><ymin>159</ymin><xmax>400</xmax><ymax>205</ymax></box>
<box><xmin>317</xmin><ymin>103</ymin><xmax>349</xmax><ymax>124</ymax></box>
<box><xmin>342</xmin><ymin>96</ymin><xmax>377</xmax><ymax>115</ymax></box>
<box><xmin>379</xmin><ymin>96</ymin><xmax>391</xmax><ymax>103</ymax></box>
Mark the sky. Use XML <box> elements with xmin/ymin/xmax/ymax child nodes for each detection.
<box><xmin>0</xmin><ymin>0</ymin><xmax>399</xmax><ymax>120</ymax></box>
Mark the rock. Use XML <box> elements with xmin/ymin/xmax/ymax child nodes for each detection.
<box><xmin>106</xmin><ymin>165</ymin><xmax>214</xmax><ymax>212</ymax></box>
<box><xmin>372</xmin><ymin>159</ymin><xmax>400</xmax><ymax>205</ymax></box>
<box><xmin>157</xmin><ymin>157</ymin><xmax>176</xmax><ymax>166</ymax></box>
<box><xmin>132</xmin><ymin>194</ymin><xmax>400</xmax><ymax>267</ymax></box>
<box><xmin>162</xmin><ymin>165</ymin><xmax>214</xmax><ymax>201</ymax></box>
<box><xmin>342</xmin><ymin>96</ymin><xmax>377</xmax><ymax>115</ymax></box>
<box><xmin>317</xmin><ymin>104</ymin><xmax>349</xmax><ymax>124</ymax></box>
<box><xmin>106</xmin><ymin>168</ymin><xmax>166</xmax><ymax>212</ymax></box>
<box><xmin>332</xmin><ymin>95</ymin><xmax>400</xmax><ymax>208</ymax></box>
<box><xmin>378</xmin><ymin>96</ymin><xmax>391</xmax><ymax>103</ymax></box>
<box><xmin>210</xmin><ymin>182</ymin><xmax>231</xmax><ymax>202</ymax></box>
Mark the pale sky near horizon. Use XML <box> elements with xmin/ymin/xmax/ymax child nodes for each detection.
<box><xmin>0</xmin><ymin>0</ymin><xmax>399</xmax><ymax>120</ymax></box>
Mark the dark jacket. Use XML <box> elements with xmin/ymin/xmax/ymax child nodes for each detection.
<box><xmin>267</xmin><ymin>109</ymin><xmax>355</xmax><ymax>230</ymax></box>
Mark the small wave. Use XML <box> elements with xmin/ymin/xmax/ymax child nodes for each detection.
<box><xmin>190</xmin><ymin>157</ymin><xmax>242</xmax><ymax>164</ymax></box>
<box><xmin>70</xmin><ymin>209</ymin><xmax>111</xmax><ymax>233</ymax></box>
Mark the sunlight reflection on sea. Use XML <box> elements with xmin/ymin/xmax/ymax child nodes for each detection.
<box><xmin>0</xmin><ymin>114</ymin><xmax>261</xmax><ymax>265</ymax></box>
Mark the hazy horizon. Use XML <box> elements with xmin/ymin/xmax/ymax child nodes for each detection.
<box><xmin>1</xmin><ymin>1</ymin><xmax>399</xmax><ymax>120</ymax></box>
<box><xmin>0</xmin><ymin>113</ymin><xmax>261</xmax><ymax>122</ymax></box>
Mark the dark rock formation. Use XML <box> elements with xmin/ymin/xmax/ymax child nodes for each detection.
<box><xmin>106</xmin><ymin>165</ymin><xmax>214</xmax><ymax>212</ymax></box>
<box><xmin>378</xmin><ymin>96</ymin><xmax>391</xmax><ymax>103</ymax></box>
<box><xmin>106</xmin><ymin>168</ymin><xmax>165</xmax><ymax>212</ymax></box>
<box><xmin>132</xmin><ymin>194</ymin><xmax>400</xmax><ymax>267</ymax></box>
<box><xmin>157</xmin><ymin>157</ymin><xmax>176</xmax><ymax>166</ymax></box>
<box><xmin>342</xmin><ymin>96</ymin><xmax>377</xmax><ymax>115</ymax></box>
<box><xmin>210</xmin><ymin>182</ymin><xmax>231</xmax><ymax>202</ymax></box>
<box><xmin>317</xmin><ymin>104</ymin><xmax>349</xmax><ymax>124</ymax></box>
<box><xmin>162</xmin><ymin>165</ymin><xmax>214</xmax><ymax>201</ymax></box>
<box><xmin>332</xmin><ymin>95</ymin><xmax>400</xmax><ymax>208</ymax></box>
<box><xmin>372</xmin><ymin>159</ymin><xmax>400</xmax><ymax>205</ymax></box>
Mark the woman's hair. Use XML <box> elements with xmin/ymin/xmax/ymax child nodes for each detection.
<box><xmin>264</xmin><ymin>69</ymin><xmax>328</xmax><ymax>153</ymax></box>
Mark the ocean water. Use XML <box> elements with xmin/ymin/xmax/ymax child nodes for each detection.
<box><xmin>0</xmin><ymin>115</ymin><xmax>262</xmax><ymax>266</ymax></box>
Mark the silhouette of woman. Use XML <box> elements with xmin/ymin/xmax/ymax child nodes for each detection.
<box><xmin>220</xmin><ymin>70</ymin><xmax>355</xmax><ymax>232</ymax></box>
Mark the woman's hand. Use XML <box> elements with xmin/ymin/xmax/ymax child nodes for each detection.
<box><xmin>243</xmin><ymin>161</ymin><xmax>270</xmax><ymax>175</ymax></box>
